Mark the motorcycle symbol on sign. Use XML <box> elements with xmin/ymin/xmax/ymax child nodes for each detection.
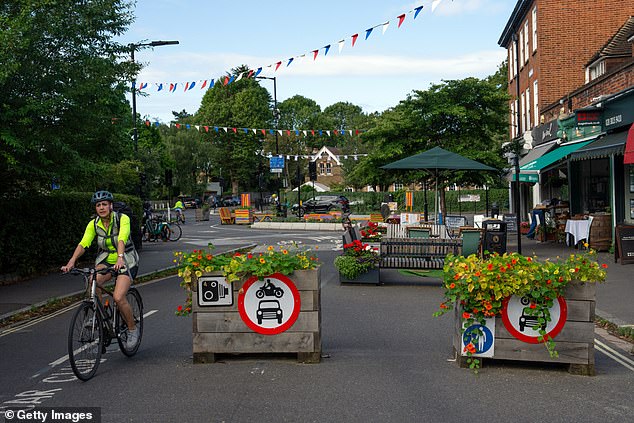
<box><xmin>255</xmin><ymin>279</ymin><xmax>284</xmax><ymax>299</ymax></box>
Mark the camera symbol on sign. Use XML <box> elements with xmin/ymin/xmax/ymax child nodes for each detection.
<box><xmin>198</xmin><ymin>277</ymin><xmax>232</xmax><ymax>306</ymax></box>
<box><xmin>202</xmin><ymin>280</ymin><xmax>229</xmax><ymax>302</ymax></box>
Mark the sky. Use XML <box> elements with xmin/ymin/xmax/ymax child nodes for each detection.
<box><xmin>118</xmin><ymin>0</ymin><xmax>516</xmax><ymax>124</ymax></box>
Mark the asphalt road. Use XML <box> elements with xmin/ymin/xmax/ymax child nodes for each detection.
<box><xmin>1</xmin><ymin>212</ymin><xmax>633</xmax><ymax>422</ymax></box>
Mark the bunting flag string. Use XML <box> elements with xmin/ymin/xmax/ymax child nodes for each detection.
<box><xmin>145</xmin><ymin>119</ymin><xmax>364</xmax><ymax>138</ymax></box>
<box><xmin>134</xmin><ymin>2</ymin><xmax>442</xmax><ymax>94</ymax></box>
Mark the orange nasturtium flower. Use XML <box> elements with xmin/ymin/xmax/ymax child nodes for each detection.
<box><xmin>259</xmin><ymin>258</ymin><xmax>266</xmax><ymax>264</ymax></box>
<box><xmin>487</xmin><ymin>264</ymin><xmax>493</xmax><ymax>271</ymax></box>
<box><xmin>462</xmin><ymin>312</ymin><xmax>471</xmax><ymax>319</ymax></box>
<box><xmin>267</xmin><ymin>246</ymin><xmax>274</xmax><ymax>251</ymax></box>
<box><xmin>449</xmin><ymin>283</ymin><xmax>456</xmax><ymax>289</ymax></box>
<box><xmin>601</xmin><ymin>263</ymin><xmax>608</xmax><ymax>269</ymax></box>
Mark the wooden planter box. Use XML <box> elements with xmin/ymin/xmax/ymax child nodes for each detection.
<box><xmin>192</xmin><ymin>268</ymin><xmax>321</xmax><ymax>363</ymax></box>
<box><xmin>339</xmin><ymin>268</ymin><xmax>379</xmax><ymax>285</ymax></box>
<box><xmin>453</xmin><ymin>282</ymin><xmax>596</xmax><ymax>375</ymax></box>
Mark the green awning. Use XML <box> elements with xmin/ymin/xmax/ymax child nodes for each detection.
<box><xmin>570</xmin><ymin>131</ymin><xmax>627</xmax><ymax>161</ymax></box>
<box><xmin>520</xmin><ymin>140</ymin><xmax>594</xmax><ymax>173</ymax></box>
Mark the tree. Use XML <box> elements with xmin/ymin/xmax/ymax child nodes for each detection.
<box><xmin>196</xmin><ymin>66</ymin><xmax>272</xmax><ymax>194</ymax></box>
<box><xmin>0</xmin><ymin>0</ymin><xmax>137</xmax><ymax>196</ymax></box>
<box><xmin>361</xmin><ymin>73</ymin><xmax>509</xmax><ymax>214</ymax></box>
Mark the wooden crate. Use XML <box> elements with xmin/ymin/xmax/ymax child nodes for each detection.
<box><xmin>453</xmin><ymin>282</ymin><xmax>596</xmax><ymax>375</ymax></box>
<box><xmin>192</xmin><ymin>269</ymin><xmax>321</xmax><ymax>363</ymax></box>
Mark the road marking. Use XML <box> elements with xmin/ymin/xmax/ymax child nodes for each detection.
<box><xmin>0</xmin><ymin>304</ymin><xmax>79</xmax><ymax>338</ymax></box>
<box><xmin>595</xmin><ymin>338</ymin><xmax>634</xmax><ymax>372</ymax></box>
<box><xmin>43</xmin><ymin>309</ymin><xmax>159</xmax><ymax>373</ymax></box>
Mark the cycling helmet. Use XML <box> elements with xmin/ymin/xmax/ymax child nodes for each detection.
<box><xmin>91</xmin><ymin>190</ymin><xmax>114</xmax><ymax>204</ymax></box>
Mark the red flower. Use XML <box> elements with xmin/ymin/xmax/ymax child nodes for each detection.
<box><xmin>511</xmin><ymin>259</ymin><xmax>517</xmax><ymax>265</ymax></box>
<box><xmin>177</xmin><ymin>305</ymin><xmax>183</xmax><ymax>311</ymax></box>
<box><xmin>449</xmin><ymin>283</ymin><xmax>456</xmax><ymax>289</ymax></box>
<box><xmin>601</xmin><ymin>263</ymin><xmax>608</xmax><ymax>269</ymax></box>
<box><xmin>454</xmin><ymin>274</ymin><xmax>461</xmax><ymax>280</ymax></box>
<box><xmin>500</xmin><ymin>266</ymin><xmax>507</xmax><ymax>272</ymax></box>
<box><xmin>529</xmin><ymin>303</ymin><xmax>536</xmax><ymax>309</ymax></box>
<box><xmin>247</xmin><ymin>253</ymin><xmax>253</xmax><ymax>259</ymax></box>
<box><xmin>546</xmin><ymin>279</ymin><xmax>552</xmax><ymax>285</ymax></box>
<box><xmin>487</xmin><ymin>264</ymin><xmax>493</xmax><ymax>271</ymax></box>
<box><xmin>475</xmin><ymin>271</ymin><xmax>481</xmax><ymax>277</ymax></box>
<box><xmin>440</xmin><ymin>303</ymin><xmax>448</xmax><ymax>309</ymax></box>
<box><xmin>462</xmin><ymin>312</ymin><xmax>471</xmax><ymax>319</ymax></box>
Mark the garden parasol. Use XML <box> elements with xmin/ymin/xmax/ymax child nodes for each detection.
<box><xmin>381</xmin><ymin>146</ymin><xmax>496</xmax><ymax>221</ymax></box>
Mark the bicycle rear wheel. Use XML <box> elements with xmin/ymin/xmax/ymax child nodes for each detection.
<box><xmin>116</xmin><ymin>288</ymin><xmax>144</xmax><ymax>356</ymax></box>
<box><xmin>168</xmin><ymin>223</ymin><xmax>182</xmax><ymax>241</ymax></box>
<box><xmin>68</xmin><ymin>302</ymin><xmax>103</xmax><ymax>381</ymax></box>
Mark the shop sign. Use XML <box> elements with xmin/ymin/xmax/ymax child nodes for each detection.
<box><xmin>576</xmin><ymin>110</ymin><xmax>602</xmax><ymax>127</ymax></box>
<box><xmin>604</xmin><ymin>92</ymin><xmax>634</xmax><ymax>130</ymax></box>
<box><xmin>532</xmin><ymin>120</ymin><xmax>559</xmax><ymax>144</ymax></box>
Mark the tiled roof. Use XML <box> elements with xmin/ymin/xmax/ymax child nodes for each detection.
<box><xmin>586</xmin><ymin>16</ymin><xmax>634</xmax><ymax>66</ymax></box>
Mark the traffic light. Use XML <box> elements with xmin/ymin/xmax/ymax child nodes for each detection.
<box><xmin>308</xmin><ymin>161</ymin><xmax>317</xmax><ymax>181</ymax></box>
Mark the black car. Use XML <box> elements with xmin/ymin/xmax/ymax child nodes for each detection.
<box><xmin>291</xmin><ymin>195</ymin><xmax>349</xmax><ymax>216</ymax></box>
<box><xmin>182</xmin><ymin>197</ymin><xmax>198</xmax><ymax>208</ymax></box>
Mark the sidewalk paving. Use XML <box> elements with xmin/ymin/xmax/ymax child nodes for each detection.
<box><xmin>1</xmin><ymin>223</ymin><xmax>632</xmax><ymax>333</ymax></box>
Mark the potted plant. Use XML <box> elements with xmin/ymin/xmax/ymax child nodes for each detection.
<box><xmin>520</xmin><ymin>221</ymin><xmax>530</xmax><ymax>235</ymax></box>
<box><xmin>175</xmin><ymin>243</ymin><xmax>323</xmax><ymax>363</ymax></box>
<box><xmin>360</xmin><ymin>222</ymin><xmax>383</xmax><ymax>242</ymax></box>
<box><xmin>335</xmin><ymin>239</ymin><xmax>381</xmax><ymax>284</ymax></box>
<box><xmin>434</xmin><ymin>247</ymin><xmax>607</xmax><ymax>373</ymax></box>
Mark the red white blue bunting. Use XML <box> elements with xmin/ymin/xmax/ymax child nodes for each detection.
<box><xmin>134</xmin><ymin>2</ymin><xmax>439</xmax><ymax>93</ymax></box>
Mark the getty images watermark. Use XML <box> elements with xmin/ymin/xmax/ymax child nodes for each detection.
<box><xmin>3</xmin><ymin>407</ymin><xmax>101</xmax><ymax>423</ymax></box>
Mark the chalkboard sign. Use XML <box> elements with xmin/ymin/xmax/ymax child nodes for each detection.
<box><xmin>445</xmin><ymin>215</ymin><xmax>467</xmax><ymax>229</ymax></box>
<box><xmin>615</xmin><ymin>225</ymin><xmax>634</xmax><ymax>265</ymax></box>
<box><xmin>503</xmin><ymin>213</ymin><xmax>517</xmax><ymax>232</ymax></box>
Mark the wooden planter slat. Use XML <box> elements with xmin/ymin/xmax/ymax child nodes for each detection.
<box><xmin>195</xmin><ymin>311</ymin><xmax>319</xmax><ymax>333</ymax></box>
<box><xmin>192</xmin><ymin>268</ymin><xmax>321</xmax><ymax>364</ymax></box>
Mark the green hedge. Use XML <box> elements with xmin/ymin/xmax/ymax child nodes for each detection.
<box><xmin>295</xmin><ymin>189</ymin><xmax>510</xmax><ymax>214</ymax></box>
<box><xmin>0</xmin><ymin>193</ymin><xmax>142</xmax><ymax>277</ymax></box>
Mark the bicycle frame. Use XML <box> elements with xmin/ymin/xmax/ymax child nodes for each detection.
<box><xmin>84</xmin><ymin>269</ymin><xmax>117</xmax><ymax>339</ymax></box>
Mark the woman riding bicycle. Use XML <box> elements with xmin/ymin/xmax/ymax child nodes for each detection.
<box><xmin>61</xmin><ymin>190</ymin><xmax>140</xmax><ymax>348</ymax></box>
<box><xmin>173</xmin><ymin>199</ymin><xmax>185</xmax><ymax>224</ymax></box>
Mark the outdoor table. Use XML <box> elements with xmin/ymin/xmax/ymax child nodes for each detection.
<box><xmin>565</xmin><ymin>219</ymin><xmax>591</xmax><ymax>246</ymax></box>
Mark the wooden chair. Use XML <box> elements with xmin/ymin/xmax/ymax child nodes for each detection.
<box><xmin>219</xmin><ymin>207</ymin><xmax>235</xmax><ymax>224</ymax></box>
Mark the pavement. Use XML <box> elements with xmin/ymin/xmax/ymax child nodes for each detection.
<box><xmin>1</xmin><ymin>215</ymin><xmax>632</xmax><ymax>334</ymax></box>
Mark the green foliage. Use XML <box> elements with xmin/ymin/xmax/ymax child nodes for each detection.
<box><xmin>0</xmin><ymin>0</ymin><xmax>137</xmax><ymax>196</ymax></box>
<box><xmin>0</xmin><ymin>192</ymin><xmax>141</xmax><ymax>276</ymax></box>
<box><xmin>334</xmin><ymin>240</ymin><xmax>380</xmax><ymax>279</ymax></box>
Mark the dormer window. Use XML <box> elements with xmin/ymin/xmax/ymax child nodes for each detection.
<box><xmin>587</xmin><ymin>60</ymin><xmax>606</xmax><ymax>82</ymax></box>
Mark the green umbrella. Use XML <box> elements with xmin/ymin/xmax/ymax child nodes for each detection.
<box><xmin>381</xmin><ymin>146</ymin><xmax>496</xmax><ymax>221</ymax></box>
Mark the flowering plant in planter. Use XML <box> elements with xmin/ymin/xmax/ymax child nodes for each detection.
<box><xmin>360</xmin><ymin>222</ymin><xmax>382</xmax><ymax>241</ymax></box>
<box><xmin>174</xmin><ymin>242</ymin><xmax>319</xmax><ymax>316</ymax></box>
<box><xmin>434</xmin><ymin>248</ymin><xmax>607</xmax><ymax>370</ymax></box>
<box><xmin>174</xmin><ymin>245</ymin><xmax>233</xmax><ymax>316</ymax></box>
<box><xmin>334</xmin><ymin>240</ymin><xmax>381</xmax><ymax>280</ymax></box>
<box><xmin>223</xmin><ymin>243</ymin><xmax>319</xmax><ymax>283</ymax></box>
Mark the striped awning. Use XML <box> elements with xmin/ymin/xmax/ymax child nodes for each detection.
<box><xmin>570</xmin><ymin>131</ymin><xmax>627</xmax><ymax>161</ymax></box>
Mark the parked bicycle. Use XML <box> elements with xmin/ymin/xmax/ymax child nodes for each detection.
<box><xmin>66</xmin><ymin>267</ymin><xmax>143</xmax><ymax>381</ymax></box>
<box><xmin>341</xmin><ymin>203</ymin><xmax>352</xmax><ymax>231</ymax></box>
<box><xmin>141</xmin><ymin>212</ymin><xmax>182</xmax><ymax>242</ymax></box>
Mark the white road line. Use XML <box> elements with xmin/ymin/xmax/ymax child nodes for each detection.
<box><xmin>595</xmin><ymin>338</ymin><xmax>634</xmax><ymax>371</ymax></box>
<box><xmin>0</xmin><ymin>304</ymin><xmax>79</xmax><ymax>338</ymax></box>
<box><xmin>44</xmin><ymin>309</ymin><xmax>159</xmax><ymax>372</ymax></box>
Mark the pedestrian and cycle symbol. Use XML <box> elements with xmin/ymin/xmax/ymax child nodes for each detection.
<box><xmin>461</xmin><ymin>318</ymin><xmax>495</xmax><ymax>357</ymax></box>
<box><xmin>502</xmin><ymin>295</ymin><xmax>567</xmax><ymax>343</ymax></box>
<box><xmin>238</xmin><ymin>273</ymin><xmax>301</xmax><ymax>335</ymax></box>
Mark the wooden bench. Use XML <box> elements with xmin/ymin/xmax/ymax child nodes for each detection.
<box><xmin>253</xmin><ymin>213</ymin><xmax>274</xmax><ymax>222</ymax></box>
<box><xmin>218</xmin><ymin>207</ymin><xmax>235</xmax><ymax>224</ymax></box>
<box><xmin>379</xmin><ymin>237</ymin><xmax>462</xmax><ymax>272</ymax></box>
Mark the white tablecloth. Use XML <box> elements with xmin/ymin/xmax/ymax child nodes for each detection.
<box><xmin>565</xmin><ymin>220</ymin><xmax>591</xmax><ymax>246</ymax></box>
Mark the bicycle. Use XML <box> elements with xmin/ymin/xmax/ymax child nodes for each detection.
<box><xmin>142</xmin><ymin>213</ymin><xmax>182</xmax><ymax>242</ymax></box>
<box><xmin>174</xmin><ymin>208</ymin><xmax>185</xmax><ymax>225</ymax></box>
<box><xmin>66</xmin><ymin>267</ymin><xmax>143</xmax><ymax>381</ymax></box>
<box><xmin>341</xmin><ymin>205</ymin><xmax>352</xmax><ymax>231</ymax></box>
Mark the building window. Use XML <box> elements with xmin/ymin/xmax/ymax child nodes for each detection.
<box><xmin>523</xmin><ymin>21</ymin><xmax>529</xmax><ymax>64</ymax></box>
<box><xmin>588</xmin><ymin>61</ymin><xmax>606</xmax><ymax>81</ymax></box>
<box><xmin>319</xmin><ymin>162</ymin><xmax>325</xmax><ymax>175</ymax></box>
<box><xmin>531</xmin><ymin>7</ymin><xmax>537</xmax><ymax>53</ymax></box>
<box><xmin>508</xmin><ymin>46</ymin><xmax>513</xmax><ymax>80</ymax></box>
<box><xmin>519</xmin><ymin>30</ymin><xmax>525</xmax><ymax>66</ymax></box>
<box><xmin>525</xmin><ymin>87</ymin><xmax>531</xmax><ymax>130</ymax></box>
<box><xmin>520</xmin><ymin>92</ymin><xmax>526</xmax><ymax>133</ymax></box>
<box><xmin>326</xmin><ymin>162</ymin><xmax>332</xmax><ymax>175</ymax></box>
<box><xmin>510</xmin><ymin>101</ymin><xmax>516</xmax><ymax>138</ymax></box>
<box><xmin>533</xmin><ymin>80</ymin><xmax>539</xmax><ymax>127</ymax></box>
<box><xmin>394</xmin><ymin>183</ymin><xmax>404</xmax><ymax>191</ymax></box>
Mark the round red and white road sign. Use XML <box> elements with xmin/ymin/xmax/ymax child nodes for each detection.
<box><xmin>238</xmin><ymin>273</ymin><xmax>301</xmax><ymax>335</ymax></box>
<box><xmin>502</xmin><ymin>295</ymin><xmax>567</xmax><ymax>344</ymax></box>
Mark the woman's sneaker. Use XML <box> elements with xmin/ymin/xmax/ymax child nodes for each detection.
<box><xmin>126</xmin><ymin>328</ymin><xmax>139</xmax><ymax>349</ymax></box>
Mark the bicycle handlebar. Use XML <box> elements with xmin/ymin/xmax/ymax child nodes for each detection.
<box><xmin>68</xmin><ymin>267</ymin><xmax>117</xmax><ymax>277</ymax></box>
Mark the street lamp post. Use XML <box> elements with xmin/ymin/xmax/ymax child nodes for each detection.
<box><xmin>130</xmin><ymin>40</ymin><xmax>179</xmax><ymax>155</ymax></box>
<box><xmin>256</xmin><ymin>76</ymin><xmax>282</xmax><ymax>206</ymax></box>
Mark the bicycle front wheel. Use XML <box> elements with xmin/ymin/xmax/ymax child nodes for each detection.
<box><xmin>116</xmin><ymin>288</ymin><xmax>144</xmax><ymax>357</ymax></box>
<box><xmin>68</xmin><ymin>302</ymin><xmax>103</xmax><ymax>381</ymax></box>
<box><xmin>168</xmin><ymin>223</ymin><xmax>182</xmax><ymax>241</ymax></box>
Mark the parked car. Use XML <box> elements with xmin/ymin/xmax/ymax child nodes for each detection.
<box><xmin>221</xmin><ymin>196</ymin><xmax>240</xmax><ymax>207</ymax></box>
<box><xmin>291</xmin><ymin>195</ymin><xmax>349</xmax><ymax>216</ymax></box>
<box><xmin>182</xmin><ymin>197</ymin><xmax>199</xmax><ymax>208</ymax></box>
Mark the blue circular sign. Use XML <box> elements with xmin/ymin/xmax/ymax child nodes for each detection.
<box><xmin>462</xmin><ymin>324</ymin><xmax>494</xmax><ymax>354</ymax></box>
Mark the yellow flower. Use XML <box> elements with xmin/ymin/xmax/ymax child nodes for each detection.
<box><xmin>282</xmin><ymin>249</ymin><xmax>288</xmax><ymax>255</ymax></box>
<box><xmin>260</xmin><ymin>258</ymin><xmax>266</xmax><ymax>264</ymax></box>
<box><xmin>267</xmin><ymin>246</ymin><xmax>274</xmax><ymax>251</ymax></box>
<box><xmin>583</xmin><ymin>242</ymin><xmax>589</xmax><ymax>248</ymax></box>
